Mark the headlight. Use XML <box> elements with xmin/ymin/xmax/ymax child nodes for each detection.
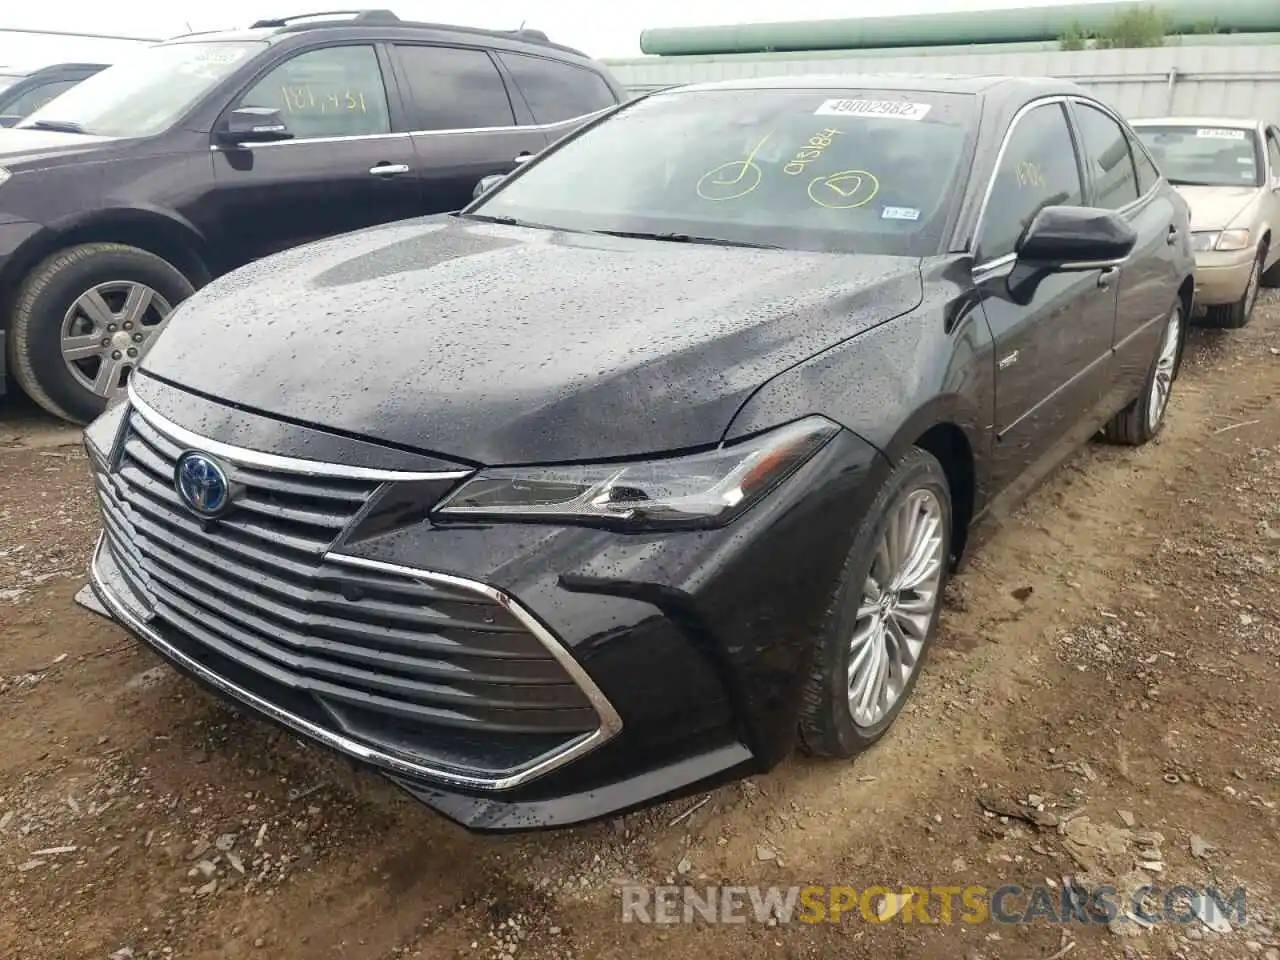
<box><xmin>1190</xmin><ymin>231</ymin><xmax>1218</xmax><ymax>252</ymax></box>
<box><xmin>1213</xmin><ymin>228</ymin><xmax>1251</xmax><ymax>252</ymax></box>
<box><xmin>433</xmin><ymin>416</ymin><xmax>840</xmax><ymax>530</ymax></box>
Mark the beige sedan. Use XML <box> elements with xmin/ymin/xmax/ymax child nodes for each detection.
<box><xmin>1133</xmin><ymin>117</ymin><xmax>1280</xmax><ymax>328</ymax></box>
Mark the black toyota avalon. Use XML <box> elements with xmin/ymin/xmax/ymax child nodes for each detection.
<box><xmin>78</xmin><ymin>75</ymin><xmax>1194</xmax><ymax>832</ymax></box>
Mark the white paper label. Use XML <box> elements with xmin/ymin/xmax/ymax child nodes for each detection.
<box><xmin>882</xmin><ymin>206</ymin><xmax>921</xmax><ymax>221</ymax></box>
<box><xmin>814</xmin><ymin>99</ymin><xmax>932</xmax><ymax>121</ymax></box>
<box><xmin>1196</xmin><ymin>128</ymin><xmax>1246</xmax><ymax>140</ymax></box>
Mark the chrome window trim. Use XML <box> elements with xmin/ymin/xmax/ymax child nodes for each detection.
<box><xmin>126</xmin><ymin>380</ymin><xmax>471</xmax><ymax>482</ymax></box>
<box><xmin>209</xmin><ymin>107</ymin><xmax>611</xmax><ymax>151</ymax></box>
<box><xmin>88</xmin><ymin>535</ymin><xmax>623</xmax><ymax>791</ymax></box>
<box><xmin>1068</xmin><ymin>95</ymin><xmax>1160</xmax><ymax>207</ymax></box>
<box><xmin>971</xmin><ymin>94</ymin><xmax>1154</xmax><ymax>274</ymax></box>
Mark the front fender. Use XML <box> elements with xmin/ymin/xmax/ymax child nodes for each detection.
<box><xmin>723</xmin><ymin>297</ymin><xmax>995</xmax><ymax>498</ymax></box>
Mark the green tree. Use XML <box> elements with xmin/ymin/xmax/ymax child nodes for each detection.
<box><xmin>1058</xmin><ymin>5</ymin><xmax>1173</xmax><ymax>50</ymax></box>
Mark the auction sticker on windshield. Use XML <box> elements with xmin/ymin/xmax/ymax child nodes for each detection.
<box><xmin>814</xmin><ymin>99</ymin><xmax>932</xmax><ymax>121</ymax></box>
<box><xmin>1196</xmin><ymin>128</ymin><xmax>1246</xmax><ymax>140</ymax></box>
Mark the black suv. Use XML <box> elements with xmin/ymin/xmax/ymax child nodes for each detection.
<box><xmin>0</xmin><ymin>10</ymin><xmax>625</xmax><ymax>422</ymax></box>
<box><xmin>0</xmin><ymin>63</ymin><xmax>107</xmax><ymax>127</ymax></box>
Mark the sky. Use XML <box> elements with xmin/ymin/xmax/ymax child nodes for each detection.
<box><xmin>0</xmin><ymin>0</ymin><xmax>1119</xmax><ymax>68</ymax></box>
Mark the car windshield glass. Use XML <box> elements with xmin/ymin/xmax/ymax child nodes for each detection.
<box><xmin>16</xmin><ymin>41</ymin><xmax>263</xmax><ymax>137</ymax></box>
<box><xmin>470</xmin><ymin>88</ymin><xmax>977</xmax><ymax>256</ymax></box>
<box><xmin>1134</xmin><ymin>125</ymin><xmax>1261</xmax><ymax>187</ymax></box>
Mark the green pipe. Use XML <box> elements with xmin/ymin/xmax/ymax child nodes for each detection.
<box><xmin>639</xmin><ymin>0</ymin><xmax>1280</xmax><ymax>56</ymax></box>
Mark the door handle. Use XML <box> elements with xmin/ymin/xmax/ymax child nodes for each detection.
<box><xmin>1097</xmin><ymin>267</ymin><xmax>1118</xmax><ymax>290</ymax></box>
<box><xmin>369</xmin><ymin>163</ymin><xmax>410</xmax><ymax>177</ymax></box>
<box><xmin>1166</xmin><ymin>224</ymin><xmax>1179</xmax><ymax>245</ymax></box>
<box><xmin>513</xmin><ymin>152</ymin><xmax>534</xmax><ymax>165</ymax></box>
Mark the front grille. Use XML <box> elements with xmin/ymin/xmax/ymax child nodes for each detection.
<box><xmin>92</xmin><ymin>404</ymin><xmax>602</xmax><ymax>780</ymax></box>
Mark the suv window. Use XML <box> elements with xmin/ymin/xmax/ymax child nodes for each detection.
<box><xmin>978</xmin><ymin>102</ymin><xmax>1084</xmax><ymax>262</ymax></box>
<box><xmin>239</xmin><ymin>45</ymin><xmax>390</xmax><ymax>139</ymax></box>
<box><xmin>496</xmin><ymin>52</ymin><xmax>616</xmax><ymax>125</ymax></box>
<box><xmin>2</xmin><ymin>79</ymin><xmax>80</xmax><ymax>117</ymax></box>
<box><xmin>1074</xmin><ymin>103</ymin><xmax>1139</xmax><ymax>210</ymax></box>
<box><xmin>395</xmin><ymin>45</ymin><xmax>515</xmax><ymax>131</ymax></box>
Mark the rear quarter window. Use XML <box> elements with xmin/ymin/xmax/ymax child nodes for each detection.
<box><xmin>497</xmin><ymin>52</ymin><xmax>617</xmax><ymax>124</ymax></box>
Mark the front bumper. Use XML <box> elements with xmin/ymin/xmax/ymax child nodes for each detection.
<box><xmin>78</xmin><ymin>381</ymin><xmax>888</xmax><ymax>832</ymax></box>
<box><xmin>1193</xmin><ymin>248</ymin><xmax>1256</xmax><ymax>306</ymax></box>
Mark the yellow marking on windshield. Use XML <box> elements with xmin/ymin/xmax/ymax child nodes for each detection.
<box><xmin>784</xmin><ymin>128</ymin><xmax>843</xmax><ymax>176</ymax></box>
<box><xmin>807</xmin><ymin>170</ymin><xmax>880</xmax><ymax>209</ymax></box>
<box><xmin>696</xmin><ymin>131</ymin><xmax>774</xmax><ymax>201</ymax></box>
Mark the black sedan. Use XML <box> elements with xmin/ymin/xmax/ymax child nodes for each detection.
<box><xmin>78</xmin><ymin>75</ymin><xmax>1194</xmax><ymax>832</ymax></box>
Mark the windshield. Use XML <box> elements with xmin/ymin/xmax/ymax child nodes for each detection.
<box><xmin>470</xmin><ymin>88</ymin><xmax>977</xmax><ymax>256</ymax></box>
<box><xmin>1134</xmin><ymin>125</ymin><xmax>1262</xmax><ymax>188</ymax></box>
<box><xmin>17</xmin><ymin>41</ymin><xmax>262</xmax><ymax>137</ymax></box>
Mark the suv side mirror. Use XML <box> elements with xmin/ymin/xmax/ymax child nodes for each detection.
<box><xmin>1007</xmin><ymin>205</ymin><xmax>1137</xmax><ymax>304</ymax></box>
<box><xmin>473</xmin><ymin>173</ymin><xmax>506</xmax><ymax>200</ymax></box>
<box><xmin>217</xmin><ymin>106</ymin><xmax>293</xmax><ymax>145</ymax></box>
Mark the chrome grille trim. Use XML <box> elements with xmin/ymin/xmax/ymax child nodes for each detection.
<box><xmin>126</xmin><ymin>380</ymin><xmax>472</xmax><ymax>483</ymax></box>
<box><xmin>88</xmin><ymin>398</ymin><xmax>624</xmax><ymax>789</ymax></box>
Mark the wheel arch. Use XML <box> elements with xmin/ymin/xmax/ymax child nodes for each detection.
<box><xmin>1</xmin><ymin>208</ymin><xmax>212</xmax><ymax>322</ymax></box>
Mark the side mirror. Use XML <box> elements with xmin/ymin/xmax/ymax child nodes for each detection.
<box><xmin>1007</xmin><ymin>205</ymin><xmax>1137</xmax><ymax>304</ymax></box>
<box><xmin>217</xmin><ymin>106</ymin><xmax>292</xmax><ymax>145</ymax></box>
<box><xmin>473</xmin><ymin>173</ymin><xmax>506</xmax><ymax>200</ymax></box>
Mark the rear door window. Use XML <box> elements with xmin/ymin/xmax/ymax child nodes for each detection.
<box><xmin>2</xmin><ymin>79</ymin><xmax>81</xmax><ymax>117</ymax></box>
<box><xmin>496</xmin><ymin>52</ymin><xmax>617</xmax><ymax>124</ymax></box>
<box><xmin>394</xmin><ymin>45</ymin><xmax>515</xmax><ymax>131</ymax></box>
<box><xmin>1073</xmin><ymin>103</ymin><xmax>1140</xmax><ymax>210</ymax></box>
<box><xmin>238</xmin><ymin>44</ymin><xmax>391</xmax><ymax>138</ymax></box>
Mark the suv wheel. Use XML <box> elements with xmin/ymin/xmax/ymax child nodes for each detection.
<box><xmin>1206</xmin><ymin>247</ymin><xmax>1262</xmax><ymax>329</ymax></box>
<box><xmin>9</xmin><ymin>243</ymin><xmax>194</xmax><ymax>423</ymax></box>
<box><xmin>1103</xmin><ymin>299</ymin><xmax>1184</xmax><ymax>446</ymax></box>
<box><xmin>798</xmin><ymin>447</ymin><xmax>952</xmax><ymax>758</ymax></box>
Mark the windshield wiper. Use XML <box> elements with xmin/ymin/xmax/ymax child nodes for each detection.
<box><xmin>21</xmin><ymin>119</ymin><xmax>86</xmax><ymax>133</ymax></box>
<box><xmin>1166</xmin><ymin>177</ymin><xmax>1221</xmax><ymax>187</ymax></box>
<box><xmin>457</xmin><ymin>213</ymin><xmax>537</xmax><ymax>227</ymax></box>
<box><xmin>591</xmin><ymin>230</ymin><xmax>782</xmax><ymax>250</ymax></box>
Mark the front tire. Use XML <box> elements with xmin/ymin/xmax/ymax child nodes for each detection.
<box><xmin>798</xmin><ymin>447</ymin><xmax>952</xmax><ymax>759</ymax></box>
<box><xmin>1206</xmin><ymin>247</ymin><xmax>1262</xmax><ymax>329</ymax></box>
<box><xmin>1103</xmin><ymin>299</ymin><xmax>1184</xmax><ymax>446</ymax></box>
<box><xmin>8</xmin><ymin>243</ymin><xmax>194</xmax><ymax>423</ymax></box>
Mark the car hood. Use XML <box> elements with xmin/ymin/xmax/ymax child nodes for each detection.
<box><xmin>0</xmin><ymin>126</ymin><xmax>118</xmax><ymax>166</ymax></box>
<box><xmin>139</xmin><ymin>216</ymin><xmax>923</xmax><ymax>465</ymax></box>
<box><xmin>1174</xmin><ymin>184</ymin><xmax>1262</xmax><ymax>232</ymax></box>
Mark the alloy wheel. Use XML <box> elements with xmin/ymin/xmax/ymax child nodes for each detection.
<box><xmin>1147</xmin><ymin>306</ymin><xmax>1182</xmax><ymax>432</ymax></box>
<box><xmin>848</xmin><ymin>488</ymin><xmax>946</xmax><ymax>728</ymax></box>
<box><xmin>60</xmin><ymin>281</ymin><xmax>173</xmax><ymax>400</ymax></box>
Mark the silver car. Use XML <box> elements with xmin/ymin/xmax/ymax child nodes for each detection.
<box><xmin>1133</xmin><ymin>116</ymin><xmax>1280</xmax><ymax>328</ymax></box>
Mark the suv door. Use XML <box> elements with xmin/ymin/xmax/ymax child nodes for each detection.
<box><xmin>494</xmin><ymin>51</ymin><xmax>619</xmax><ymax>145</ymax></box>
<box><xmin>973</xmin><ymin>100</ymin><xmax>1118</xmax><ymax>497</ymax></box>
<box><xmin>208</xmin><ymin>43</ymin><xmax>418</xmax><ymax>270</ymax></box>
<box><xmin>390</xmin><ymin>44</ymin><xmax>546</xmax><ymax>212</ymax></box>
<box><xmin>1070</xmin><ymin>98</ymin><xmax>1182</xmax><ymax>404</ymax></box>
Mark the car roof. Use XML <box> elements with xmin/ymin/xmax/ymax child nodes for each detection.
<box><xmin>1131</xmin><ymin>116</ymin><xmax>1265</xmax><ymax>130</ymax></box>
<box><xmin>162</xmin><ymin>11</ymin><xmax>592</xmax><ymax>61</ymax></box>
<box><xmin>671</xmin><ymin>73</ymin><xmax>1093</xmax><ymax>100</ymax></box>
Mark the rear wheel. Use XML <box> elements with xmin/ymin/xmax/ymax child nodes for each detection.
<box><xmin>1206</xmin><ymin>247</ymin><xmax>1262</xmax><ymax>329</ymax></box>
<box><xmin>798</xmin><ymin>447</ymin><xmax>952</xmax><ymax>759</ymax></box>
<box><xmin>9</xmin><ymin>243</ymin><xmax>193</xmax><ymax>423</ymax></box>
<box><xmin>1103</xmin><ymin>299</ymin><xmax>1184</xmax><ymax>446</ymax></box>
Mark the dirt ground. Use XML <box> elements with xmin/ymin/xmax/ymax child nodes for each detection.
<box><xmin>1</xmin><ymin>296</ymin><xmax>1278</xmax><ymax>960</ymax></box>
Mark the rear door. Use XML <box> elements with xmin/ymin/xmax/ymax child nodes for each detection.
<box><xmin>209</xmin><ymin>42</ymin><xmax>419</xmax><ymax>269</ymax></box>
<box><xmin>493</xmin><ymin>51</ymin><xmax>620</xmax><ymax>147</ymax></box>
<box><xmin>973</xmin><ymin>100</ymin><xmax>1118</xmax><ymax>498</ymax></box>
<box><xmin>1069</xmin><ymin>98</ymin><xmax>1181</xmax><ymax>406</ymax></box>
<box><xmin>390</xmin><ymin>44</ymin><xmax>546</xmax><ymax>213</ymax></box>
